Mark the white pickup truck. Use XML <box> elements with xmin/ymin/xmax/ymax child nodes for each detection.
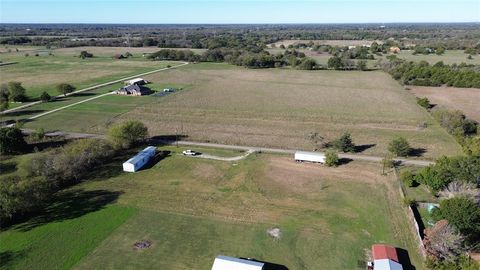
<box><xmin>182</xmin><ymin>149</ymin><xmax>199</xmax><ymax>156</ymax></box>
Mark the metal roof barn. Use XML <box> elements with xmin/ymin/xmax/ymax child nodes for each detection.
<box><xmin>122</xmin><ymin>146</ymin><xmax>156</xmax><ymax>173</ymax></box>
<box><xmin>294</xmin><ymin>151</ymin><xmax>326</xmax><ymax>164</ymax></box>
<box><xmin>373</xmin><ymin>259</ymin><xmax>403</xmax><ymax>270</ymax></box>
<box><xmin>211</xmin><ymin>255</ymin><xmax>264</xmax><ymax>270</ymax></box>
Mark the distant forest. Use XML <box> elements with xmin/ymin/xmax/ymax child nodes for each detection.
<box><xmin>1</xmin><ymin>23</ymin><xmax>479</xmax><ymax>49</ymax></box>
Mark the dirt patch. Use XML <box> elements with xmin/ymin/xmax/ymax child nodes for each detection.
<box><xmin>410</xmin><ymin>86</ymin><xmax>480</xmax><ymax>122</ymax></box>
<box><xmin>263</xmin><ymin>156</ymin><xmax>384</xmax><ymax>194</ymax></box>
<box><xmin>192</xmin><ymin>163</ymin><xmax>223</xmax><ymax>181</ymax></box>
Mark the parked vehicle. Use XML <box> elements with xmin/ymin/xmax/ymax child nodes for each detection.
<box><xmin>182</xmin><ymin>149</ymin><xmax>198</xmax><ymax>156</ymax></box>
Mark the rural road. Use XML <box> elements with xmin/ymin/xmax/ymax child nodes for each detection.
<box><xmin>187</xmin><ymin>149</ymin><xmax>255</xmax><ymax>162</ymax></box>
<box><xmin>1</xmin><ymin>61</ymin><xmax>189</xmax><ymax>115</ymax></box>
<box><xmin>23</xmin><ymin>130</ymin><xmax>434</xmax><ymax>167</ymax></box>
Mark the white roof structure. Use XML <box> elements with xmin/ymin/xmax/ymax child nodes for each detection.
<box><xmin>211</xmin><ymin>256</ymin><xmax>264</xmax><ymax>270</ymax></box>
<box><xmin>122</xmin><ymin>146</ymin><xmax>156</xmax><ymax>173</ymax></box>
<box><xmin>294</xmin><ymin>151</ymin><xmax>326</xmax><ymax>163</ymax></box>
<box><xmin>126</xmin><ymin>78</ymin><xmax>146</xmax><ymax>85</ymax></box>
<box><xmin>374</xmin><ymin>259</ymin><xmax>403</xmax><ymax>270</ymax></box>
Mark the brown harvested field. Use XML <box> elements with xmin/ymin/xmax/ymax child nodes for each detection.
<box><xmin>116</xmin><ymin>63</ymin><xmax>461</xmax><ymax>159</ymax></box>
<box><xmin>268</xmin><ymin>39</ymin><xmax>382</xmax><ymax>48</ymax></box>
<box><xmin>410</xmin><ymin>86</ymin><xmax>480</xmax><ymax>122</ymax></box>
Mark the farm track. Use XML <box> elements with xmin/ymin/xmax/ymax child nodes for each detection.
<box><xmin>0</xmin><ymin>62</ymin><xmax>189</xmax><ymax>115</ymax></box>
<box><xmin>26</xmin><ymin>129</ymin><xmax>434</xmax><ymax>167</ymax></box>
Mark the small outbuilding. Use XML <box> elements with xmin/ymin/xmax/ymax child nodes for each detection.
<box><xmin>123</xmin><ymin>146</ymin><xmax>156</xmax><ymax>172</ymax></box>
<box><xmin>369</xmin><ymin>244</ymin><xmax>403</xmax><ymax>270</ymax></box>
<box><xmin>125</xmin><ymin>78</ymin><xmax>148</xmax><ymax>86</ymax></box>
<box><xmin>211</xmin><ymin>255</ymin><xmax>264</xmax><ymax>270</ymax></box>
<box><xmin>294</xmin><ymin>151</ymin><xmax>326</xmax><ymax>164</ymax></box>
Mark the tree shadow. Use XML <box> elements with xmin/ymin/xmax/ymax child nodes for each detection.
<box><xmin>149</xmin><ymin>134</ymin><xmax>189</xmax><ymax>145</ymax></box>
<box><xmin>396</xmin><ymin>248</ymin><xmax>416</xmax><ymax>270</ymax></box>
<box><xmin>9</xmin><ymin>189</ymin><xmax>122</xmax><ymax>232</ymax></box>
<box><xmin>0</xmin><ymin>250</ymin><xmax>25</xmax><ymax>269</ymax></box>
<box><xmin>140</xmin><ymin>150</ymin><xmax>171</xmax><ymax>170</ymax></box>
<box><xmin>240</xmin><ymin>258</ymin><xmax>289</xmax><ymax>270</ymax></box>
<box><xmin>0</xmin><ymin>161</ymin><xmax>17</xmax><ymax>174</ymax></box>
<box><xmin>71</xmin><ymin>92</ymin><xmax>96</xmax><ymax>97</ymax></box>
<box><xmin>3</xmin><ymin>109</ymin><xmax>45</xmax><ymax>117</ymax></box>
<box><xmin>338</xmin><ymin>158</ymin><xmax>353</xmax><ymax>165</ymax></box>
<box><xmin>27</xmin><ymin>138</ymin><xmax>69</xmax><ymax>152</ymax></box>
<box><xmin>354</xmin><ymin>144</ymin><xmax>376</xmax><ymax>153</ymax></box>
<box><xmin>409</xmin><ymin>148</ymin><xmax>426</xmax><ymax>157</ymax></box>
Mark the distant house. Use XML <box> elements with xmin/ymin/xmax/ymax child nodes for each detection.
<box><xmin>211</xmin><ymin>256</ymin><xmax>264</xmax><ymax>270</ymax></box>
<box><xmin>389</xmin><ymin>47</ymin><xmax>401</xmax><ymax>54</ymax></box>
<box><xmin>125</xmin><ymin>78</ymin><xmax>148</xmax><ymax>86</ymax></box>
<box><xmin>115</xmin><ymin>84</ymin><xmax>150</xmax><ymax>96</ymax></box>
<box><xmin>369</xmin><ymin>244</ymin><xmax>403</xmax><ymax>270</ymax></box>
<box><xmin>123</xmin><ymin>146</ymin><xmax>156</xmax><ymax>172</ymax></box>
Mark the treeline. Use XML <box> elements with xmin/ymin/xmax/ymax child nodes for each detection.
<box><xmin>0</xmin><ymin>120</ymin><xmax>148</xmax><ymax>224</ymax></box>
<box><xmin>2</xmin><ymin>23</ymin><xmax>479</xmax><ymax>50</ymax></box>
<box><xmin>148</xmin><ymin>48</ymin><xmax>320</xmax><ymax>70</ymax></box>
<box><xmin>382</xmin><ymin>58</ymin><xmax>480</xmax><ymax>88</ymax></box>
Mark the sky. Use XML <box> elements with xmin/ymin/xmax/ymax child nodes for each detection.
<box><xmin>1</xmin><ymin>0</ymin><xmax>479</xmax><ymax>24</ymax></box>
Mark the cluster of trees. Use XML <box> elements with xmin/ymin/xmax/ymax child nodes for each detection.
<box><xmin>412</xmin><ymin>45</ymin><xmax>445</xmax><ymax>55</ymax></box>
<box><xmin>327</xmin><ymin>56</ymin><xmax>367</xmax><ymax>71</ymax></box>
<box><xmin>0</xmin><ymin>120</ymin><xmax>149</xmax><ymax>223</ymax></box>
<box><xmin>384</xmin><ymin>58</ymin><xmax>480</xmax><ymax>88</ymax></box>
<box><xmin>0</xmin><ymin>82</ymin><xmax>28</xmax><ymax>110</ymax></box>
<box><xmin>149</xmin><ymin>48</ymin><xmax>317</xmax><ymax>69</ymax></box>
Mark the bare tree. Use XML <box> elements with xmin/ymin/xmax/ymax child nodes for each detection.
<box><xmin>423</xmin><ymin>220</ymin><xmax>465</xmax><ymax>262</ymax></box>
<box><xmin>439</xmin><ymin>181</ymin><xmax>480</xmax><ymax>205</ymax></box>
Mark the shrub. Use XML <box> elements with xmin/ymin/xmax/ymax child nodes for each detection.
<box><xmin>7</xmin><ymin>81</ymin><xmax>27</xmax><ymax>102</ymax></box>
<box><xmin>332</xmin><ymin>132</ymin><xmax>355</xmax><ymax>152</ymax></box>
<box><xmin>31</xmin><ymin>127</ymin><xmax>45</xmax><ymax>141</ymax></box>
<box><xmin>40</xmin><ymin>91</ymin><xmax>51</xmax><ymax>102</ymax></box>
<box><xmin>325</xmin><ymin>150</ymin><xmax>339</xmax><ymax>167</ymax></box>
<box><xmin>0</xmin><ymin>175</ymin><xmax>51</xmax><ymax>222</ymax></box>
<box><xmin>400</xmin><ymin>169</ymin><xmax>417</xmax><ymax>187</ymax></box>
<box><xmin>56</xmin><ymin>83</ymin><xmax>76</xmax><ymax>96</ymax></box>
<box><xmin>79</xmin><ymin>50</ymin><xmax>93</xmax><ymax>58</ymax></box>
<box><xmin>432</xmin><ymin>196</ymin><xmax>480</xmax><ymax>242</ymax></box>
<box><xmin>416</xmin><ymin>97</ymin><xmax>431</xmax><ymax>109</ymax></box>
<box><xmin>388</xmin><ymin>137</ymin><xmax>411</xmax><ymax>157</ymax></box>
<box><xmin>107</xmin><ymin>120</ymin><xmax>148</xmax><ymax>149</ymax></box>
<box><xmin>0</xmin><ymin>127</ymin><xmax>26</xmax><ymax>154</ymax></box>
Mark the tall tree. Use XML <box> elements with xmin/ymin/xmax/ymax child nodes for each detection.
<box><xmin>56</xmin><ymin>83</ymin><xmax>76</xmax><ymax>97</ymax></box>
<box><xmin>7</xmin><ymin>81</ymin><xmax>27</xmax><ymax>102</ymax></box>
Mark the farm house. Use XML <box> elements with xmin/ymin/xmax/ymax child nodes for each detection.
<box><xmin>211</xmin><ymin>256</ymin><xmax>264</xmax><ymax>270</ymax></box>
<box><xmin>122</xmin><ymin>146</ymin><xmax>156</xmax><ymax>172</ymax></box>
<box><xmin>115</xmin><ymin>84</ymin><xmax>150</xmax><ymax>96</ymax></box>
<box><xmin>368</xmin><ymin>244</ymin><xmax>403</xmax><ymax>270</ymax></box>
<box><xmin>294</xmin><ymin>151</ymin><xmax>326</xmax><ymax>164</ymax></box>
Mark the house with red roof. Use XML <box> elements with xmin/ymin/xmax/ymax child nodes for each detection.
<box><xmin>369</xmin><ymin>244</ymin><xmax>403</xmax><ymax>270</ymax></box>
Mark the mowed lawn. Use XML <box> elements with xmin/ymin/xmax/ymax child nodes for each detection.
<box><xmin>112</xmin><ymin>63</ymin><xmax>460</xmax><ymax>159</ymax></box>
<box><xmin>0</xmin><ymin>47</ymin><xmax>178</xmax><ymax>99</ymax></box>
<box><xmin>0</xmin><ymin>147</ymin><xmax>423</xmax><ymax>269</ymax></box>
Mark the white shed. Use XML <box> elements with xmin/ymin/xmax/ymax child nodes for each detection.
<box><xmin>374</xmin><ymin>259</ymin><xmax>403</xmax><ymax>270</ymax></box>
<box><xmin>294</xmin><ymin>151</ymin><xmax>326</xmax><ymax>164</ymax></box>
<box><xmin>126</xmin><ymin>78</ymin><xmax>147</xmax><ymax>86</ymax></box>
<box><xmin>122</xmin><ymin>146</ymin><xmax>156</xmax><ymax>172</ymax></box>
<box><xmin>211</xmin><ymin>256</ymin><xmax>264</xmax><ymax>270</ymax></box>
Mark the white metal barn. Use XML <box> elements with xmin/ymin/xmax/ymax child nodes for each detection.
<box><xmin>122</xmin><ymin>146</ymin><xmax>156</xmax><ymax>172</ymax></box>
<box><xmin>211</xmin><ymin>256</ymin><xmax>264</xmax><ymax>270</ymax></box>
<box><xmin>294</xmin><ymin>151</ymin><xmax>326</xmax><ymax>164</ymax></box>
<box><xmin>126</xmin><ymin>78</ymin><xmax>147</xmax><ymax>86</ymax></box>
<box><xmin>374</xmin><ymin>259</ymin><xmax>403</xmax><ymax>270</ymax></box>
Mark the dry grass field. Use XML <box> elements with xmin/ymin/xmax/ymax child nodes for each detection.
<box><xmin>410</xmin><ymin>86</ymin><xmax>480</xmax><ymax>122</ymax></box>
<box><xmin>114</xmin><ymin>63</ymin><xmax>461</xmax><ymax>159</ymax></box>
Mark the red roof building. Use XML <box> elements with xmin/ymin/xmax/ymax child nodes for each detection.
<box><xmin>372</xmin><ymin>244</ymin><xmax>399</xmax><ymax>262</ymax></box>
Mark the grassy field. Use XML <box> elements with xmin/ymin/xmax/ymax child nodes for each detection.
<box><xmin>0</xmin><ymin>146</ymin><xmax>424</xmax><ymax>269</ymax></box>
<box><xmin>391</xmin><ymin>50</ymin><xmax>480</xmax><ymax>65</ymax></box>
<box><xmin>109</xmin><ymin>63</ymin><xmax>460</xmax><ymax>159</ymax></box>
<box><xmin>409</xmin><ymin>86</ymin><xmax>480</xmax><ymax>122</ymax></box>
<box><xmin>0</xmin><ymin>46</ymin><xmax>178</xmax><ymax>99</ymax></box>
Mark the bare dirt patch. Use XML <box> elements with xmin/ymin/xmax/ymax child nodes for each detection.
<box><xmin>410</xmin><ymin>86</ymin><xmax>480</xmax><ymax>122</ymax></box>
